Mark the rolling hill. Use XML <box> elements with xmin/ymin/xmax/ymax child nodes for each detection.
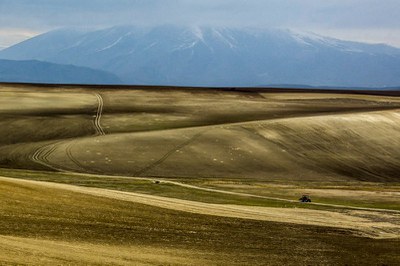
<box><xmin>1</xmin><ymin>83</ymin><xmax>399</xmax><ymax>264</ymax></box>
<box><xmin>1</xmin><ymin>84</ymin><xmax>399</xmax><ymax>182</ymax></box>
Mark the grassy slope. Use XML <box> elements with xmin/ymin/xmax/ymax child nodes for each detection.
<box><xmin>1</xmin><ymin>178</ymin><xmax>399</xmax><ymax>265</ymax></box>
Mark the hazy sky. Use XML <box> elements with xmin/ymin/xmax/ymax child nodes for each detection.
<box><xmin>1</xmin><ymin>0</ymin><xmax>400</xmax><ymax>49</ymax></box>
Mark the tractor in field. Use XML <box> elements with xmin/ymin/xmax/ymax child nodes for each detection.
<box><xmin>299</xmin><ymin>194</ymin><xmax>311</xmax><ymax>203</ymax></box>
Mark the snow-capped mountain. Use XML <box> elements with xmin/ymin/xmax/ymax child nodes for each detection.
<box><xmin>1</xmin><ymin>25</ymin><xmax>400</xmax><ymax>87</ymax></box>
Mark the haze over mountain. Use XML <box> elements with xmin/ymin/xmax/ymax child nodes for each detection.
<box><xmin>1</xmin><ymin>25</ymin><xmax>400</xmax><ymax>87</ymax></box>
<box><xmin>0</xmin><ymin>59</ymin><xmax>121</xmax><ymax>84</ymax></box>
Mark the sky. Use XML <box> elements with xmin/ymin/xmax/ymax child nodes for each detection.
<box><xmin>1</xmin><ymin>0</ymin><xmax>400</xmax><ymax>49</ymax></box>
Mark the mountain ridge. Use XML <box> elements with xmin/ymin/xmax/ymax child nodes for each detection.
<box><xmin>1</xmin><ymin>25</ymin><xmax>400</xmax><ymax>87</ymax></box>
<box><xmin>0</xmin><ymin>59</ymin><xmax>121</xmax><ymax>84</ymax></box>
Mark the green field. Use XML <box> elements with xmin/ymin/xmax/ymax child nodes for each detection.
<box><xmin>0</xmin><ymin>83</ymin><xmax>399</xmax><ymax>265</ymax></box>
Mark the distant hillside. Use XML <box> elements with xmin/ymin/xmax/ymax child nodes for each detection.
<box><xmin>0</xmin><ymin>59</ymin><xmax>121</xmax><ymax>84</ymax></box>
<box><xmin>1</xmin><ymin>25</ymin><xmax>400</xmax><ymax>87</ymax></box>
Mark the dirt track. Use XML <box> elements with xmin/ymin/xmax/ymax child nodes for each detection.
<box><xmin>94</xmin><ymin>93</ymin><xmax>105</xmax><ymax>136</ymax></box>
<box><xmin>1</xmin><ymin>176</ymin><xmax>398</xmax><ymax>239</ymax></box>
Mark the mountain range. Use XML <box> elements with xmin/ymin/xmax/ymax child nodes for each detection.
<box><xmin>1</xmin><ymin>25</ymin><xmax>400</xmax><ymax>87</ymax></box>
<box><xmin>0</xmin><ymin>59</ymin><xmax>120</xmax><ymax>84</ymax></box>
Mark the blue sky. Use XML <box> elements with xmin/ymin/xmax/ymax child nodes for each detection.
<box><xmin>1</xmin><ymin>0</ymin><xmax>400</xmax><ymax>49</ymax></box>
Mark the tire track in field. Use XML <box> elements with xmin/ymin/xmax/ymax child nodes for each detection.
<box><xmin>30</xmin><ymin>93</ymin><xmax>106</xmax><ymax>171</ymax></box>
<box><xmin>30</xmin><ymin>140</ymin><xmax>87</xmax><ymax>173</ymax></box>
<box><xmin>30</xmin><ymin>141</ymin><xmax>66</xmax><ymax>172</ymax></box>
<box><xmin>135</xmin><ymin>131</ymin><xmax>206</xmax><ymax>176</ymax></box>
<box><xmin>65</xmin><ymin>140</ymin><xmax>89</xmax><ymax>172</ymax></box>
<box><xmin>93</xmin><ymin>93</ymin><xmax>106</xmax><ymax>136</ymax></box>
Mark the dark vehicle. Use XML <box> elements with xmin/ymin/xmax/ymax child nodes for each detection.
<box><xmin>299</xmin><ymin>195</ymin><xmax>311</xmax><ymax>203</ymax></box>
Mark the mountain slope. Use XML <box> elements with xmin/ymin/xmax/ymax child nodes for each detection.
<box><xmin>1</xmin><ymin>25</ymin><xmax>400</xmax><ymax>87</ymax></box>
<box><xmin>0</xmin><ymin>59</ymin><xmax>121</xmax><ymax>84</ymax></box>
